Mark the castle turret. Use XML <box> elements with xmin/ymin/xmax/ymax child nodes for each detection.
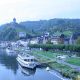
<box><xmin>13</xmin><ymin>18</ymin><xmax>16</xmax><ymax>23</ymax></box>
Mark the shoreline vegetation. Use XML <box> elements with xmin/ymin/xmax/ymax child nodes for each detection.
<box><xmin>28</xmin><ymin>44</ymin><xmax>80</xmax><ymax>52</ymax></box>
<box><xmin>31</xmin><ymin>50</ymin><xmax>80</xmax><ymax>79</ymax></box>
<box><xmin>66</xmin><ymin>58</ymin><xmax>80</xmax><ymax>66</ymax></box>
<box><xmin>28</xmin><ymin>44</ymin><xmax>80</xmax><ymax>79</ymax></box>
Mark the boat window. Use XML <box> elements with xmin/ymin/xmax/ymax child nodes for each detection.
<box><xmin>24</xmin><ymin>59</ymin><xmax>36</xmax><ymax>62</ymax></box>
<box><xmin>24</xmin><ymin>59</ymin><xmax>27</xmax><ymax>61</ymax></box>
<box><xmin>24</xmin><ymin>59</ymin><xmax>30</xmax><ymax>61</ymax></box>
<box><xmin>27</xmin><ymin>59</ymin><xmax>30</xmax><ymax>62</ymax></box>
<box><xmin>31</xmin><ymin>59</ymin><xmax>34</xmax><ymax>61</ymax></box>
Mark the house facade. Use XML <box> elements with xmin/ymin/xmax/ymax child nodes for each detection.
<box><xmin>19</xmin><ymin>32</ymin><xmax>26</xmax><ymax>38</ymax></box>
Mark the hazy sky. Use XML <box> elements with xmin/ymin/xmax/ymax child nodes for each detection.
<box><xmin>0</xmin><ymin>0</ymin><xmax>80</xmax><ymax>24</ymax></box>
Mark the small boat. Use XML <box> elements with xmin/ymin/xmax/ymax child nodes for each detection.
<box><xmin>17</xmin><ymin>53</ymin><xmax>38</xmax><ymax>69</ymax></box>
<box><xmin>6</xmin><ymin>47</ymin><xmax>16</xmax><ymax>56</ymax></box>
<box><xmin>6</xmin><ymin>48</ymin><xmax>14</xmax><ymax>53</ymax></box>
<box><xmin>46</xmin><ymin>67</ymin><xmax>50</xmax><ymax>71</ymax></box>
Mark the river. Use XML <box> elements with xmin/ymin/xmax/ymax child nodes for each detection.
<box><xmin>0</xmin><ymin>49</ymin><xmax>69</xmax><ymax>80</ymax></box>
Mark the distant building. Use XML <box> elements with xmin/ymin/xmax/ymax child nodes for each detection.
<box><xmin>51</xmin><ymin>35</ymin><xmax>59</xmax><ymax>44</ymax></box>
<box><xmin>17</xmin><ymin>40</ymin><xmax>28</xmax><ymax>47</ymax></box>
<box><xmin>64</xmin><ymin>38</ymin><xmax>69</xmax><ymax>45</ymax></box>
<box><xmin>44</xmin><ymin>32</ymin><xmax>50</xmax><ymax>37</ymax></box>
<box><xmin>38</xmin><ymin>36</ymin><xmax>44</xmax><ymax>44</ymax></box>
<box><xmin>69</xmin><ymin>35</ymin><xmax>74</xmax><ymax>44</ymax></box>
<box><xmin>13</xmin><ymin>18</ymin><xmax>16</xmax><ymax>23</ymax></box>
<box><xmin>43</xmin><ymin>37</ymin><xmax>48</xmax><ymax>44</ymax></box>
<box><xmin>51</xmin><ymin>39</ymin><xmax>58</xmax><ymax>44</ymax></box>
<box><xmin>58</xmin><ymin>34</ymin><xmax>65</xmax><ymax>44</ymax></box>
<box><xmin>38</xmin><ymin>36</ymin><xmax>49</xmax><ymax>44</ymax></box>
<box><xmin>30</xmin><ymin>38</ymin><xmax>38</xmax><ymax>44</ymax></box>
<box><xmin>19</xmin><ymin>32</ymin><xmax>26</xmax><ymax>38</ymax></box>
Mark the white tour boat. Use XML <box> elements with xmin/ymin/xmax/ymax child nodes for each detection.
<box><xmin>16</xmin><ymin>53</ymin><xmax>38</xmax><ymax>69</ymax></box>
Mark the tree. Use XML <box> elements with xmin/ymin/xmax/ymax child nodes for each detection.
<box><xmin>76</xmin><ymin>37</ymin><xmax>80</xmax><ymax>44</ymax></box>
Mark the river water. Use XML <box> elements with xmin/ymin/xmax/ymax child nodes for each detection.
<box><xmin>0</xmin><ymin>49</ymin><xmax>67</xmax><ymax>80</ymax></box>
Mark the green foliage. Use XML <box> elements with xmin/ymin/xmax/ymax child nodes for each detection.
<box><xmin>63</xmin><ymin>30</ymin><xmax>72</xmax><ymax>36</ymax></box>
<box><xmin>0</xmin><ymin>28</ymin><xmax>18</xmax><ymax>41</ymax></box>
<box><xmin>28</xmin><ymin>44</ymin><xmax>80</xmax><ymax>52</ymax></box>
<box><xmin>0</xmin><ymin>19</ymin><xmax>80</xmax><ymax>40</ymax></box>
<box><xmin>20</xmin><ymin>19</ymin><xmax>80</xmax><ymax>35</ymax></box>
<box><xmin>66</xmin><ymin>58</ymin><xmax>80</xmax><ymax>66</ymax></box>
<box><xmin>0</xmin><ymin>22</ymin><xmax>36</xmax><ymax>40</ymax></box>
<box><xmin>49</xmin><ymin>62</ymin><xmax>79</xmax><ymax>78</ymax></box>
<box><xmin>76</xmin><ymin>37</ymin><xmax>80</xmax><ymax>44</ymax></box>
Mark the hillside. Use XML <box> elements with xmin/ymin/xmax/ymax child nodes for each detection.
<box><xmin>0</xmin><ymin>22</ymin><xmax>33</xmax><ymax>41</ymax></box>
<box><xmin>20</xmin><ymin>19</ymin><xmax>80</xmax><ymax>36</ymax></box>
<box><xmin>0</xmin><ymin>18</ymin><xmax>80</xmax><ymax>41</ymax></box>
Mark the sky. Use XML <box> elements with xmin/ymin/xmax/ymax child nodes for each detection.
<box><xmin>0</xmin><ymin>0</ymin><xmax>80</xmax><ymax>24</ymax></box>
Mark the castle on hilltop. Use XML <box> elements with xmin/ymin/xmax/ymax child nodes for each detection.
<box><xmin>13</xmin><ymin>18</ymin><xmax>16</xmax><ymax>23</ymax></box>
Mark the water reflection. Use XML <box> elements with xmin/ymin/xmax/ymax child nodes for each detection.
<box><xmin>19</xmin><ymin>65</ymin><xmax>36</xmax><ymax>76</ymax></box>
<box><xmin>0</xmin><ymin>49</ymin><xmax>18</xmax><ymax>74</ymax></box>
<box><xmin>0</xmin><ymin>49</ymin><xmax>36</xmax><ymax>76</ymax></box>
<box><xmin>0</xmin><ymin>49</ymin><xmax>68</xmax><ymax>80</ymax></box>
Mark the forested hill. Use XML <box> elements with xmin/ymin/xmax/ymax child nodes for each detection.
<box><xmin>20</xmin><ymin>19</ymin><xmax>80</xmax><ymax>36</ymax></box>
<box><xmin>0</xmin><ymin>18</ymin><xmax>80</xmax><ymax>41</ymax></box>
<box><xmin>0</xmin><ymin>22</ymin><xmax>33</xmax><ymax>41</ymax></box>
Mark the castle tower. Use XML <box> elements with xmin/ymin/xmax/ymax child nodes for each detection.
<box><xmin>13</xmin><ymin>18</ymin><xmax>16</xmax><ymax>23</ymax></box>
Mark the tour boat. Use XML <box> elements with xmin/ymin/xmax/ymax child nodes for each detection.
<box><xmin>16</xmin><ymin>53</ymin><xmax>38</xmax><ymax>69</ymax></box>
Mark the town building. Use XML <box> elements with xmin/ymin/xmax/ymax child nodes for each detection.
<box><xmin>19</xmin><ymin>32</ymin><xmax>26</xmax><ymax>38</ymax></box>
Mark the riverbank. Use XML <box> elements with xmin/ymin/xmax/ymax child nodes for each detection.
<box><xmin>15</xmin><ymin>46</ymin><xmax>80</xmax><ymax>79</ymax></box>
<box><xmin>0</xmin><ymin>49</ymin><xmax>71</xmax><ymax>80</ymax></box>
<box><xmin>31</xmin><ymin>50</ymin><xmax>80</xmax><ymax>79</ymax></box>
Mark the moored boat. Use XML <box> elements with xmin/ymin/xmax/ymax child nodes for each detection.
<box><xmin>17</xmin><ymin>53</ymin><xmax>38</xmax><ymax>69</ymax></box>
<box><xmin>5</xmin><ymin>47</ymin><xmax>16</xmax><ymax>56</ymax></box>
<box><xmin>6</xmin><ymin>48</ymin><xmax>14</xmax><ymax>53</ymax></box>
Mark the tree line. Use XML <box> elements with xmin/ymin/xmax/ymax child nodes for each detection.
<box><xmin>28</xmin><ymin>44</ymin><xmax>80</xmax><ymax>52</ymax></box>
